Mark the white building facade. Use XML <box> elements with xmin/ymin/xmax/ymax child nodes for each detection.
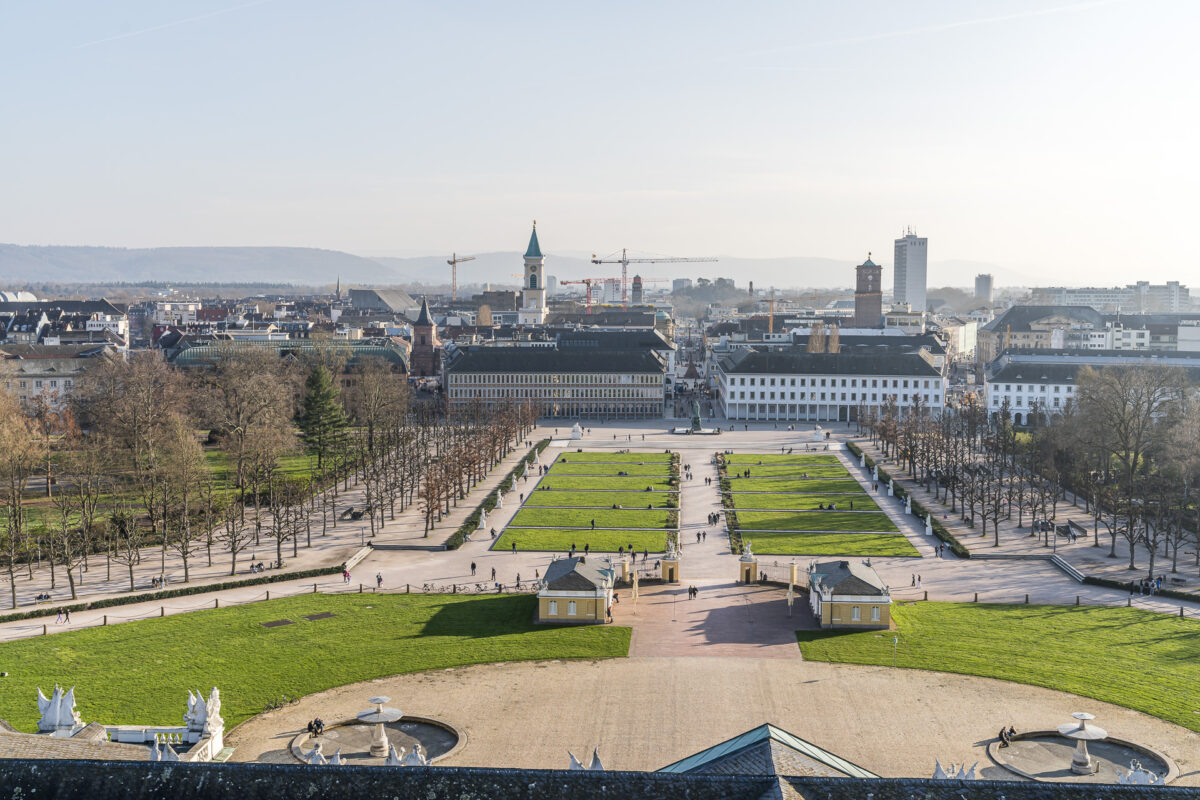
<box><xmin>893</xmin><ymin>231</ymin><xmax>928</xmax><ymax>313</ymax></box>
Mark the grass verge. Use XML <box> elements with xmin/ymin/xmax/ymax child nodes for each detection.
<box><xmin>797</xmin><ymin>601</ymin><xmax>1200</xmax><ymax>733</ymax></box>
<box><xmin>546</xmin><ymin>463</ymin><xmax>671</xmax><ymax>477</ymax></box>
<box><xmin>741</xmin><ymin>531</ymin><xmax>919</xmax><ymax>556</ymax></box>
<box><xmin>737</xmin><ymin>510</ymin><xmax>898</xmax><ymax>532</ymax></box>
<box><xmin>728</xmin><ymin>493</ymin><xmax>879</xmax><ymax>511</ymax></box>
<box><xmin>537</xmin><ymin>476</ymin><xmax>673</xmax><ymax>491</ymax></box>
<box><xmin>0</xmin><ymin>593</ymin><xmax>630</xmax><ymax>731</ymax></box>
<box><xmin>510</xmin><ymin>507</ymin><xmax>672</xmax><ymax>529</ymax></box>
<box><xmin>524</xmin><ymin>490</ymin><xmax>675</xmax><ymax>508</ymax></box>
<box><xmin>724</xmin><ymin>454</ymin><xmax>842</xmax><ymax>465</ymax></box>
<box><xmin>727</xmin><ymin>478</ymin><xmax>866</xmax><ymax>494</ymax></box>
<box><xmin>495</xmin><ymin>528</ymin><xmax>668</xmax><ymax>553</ymax></box>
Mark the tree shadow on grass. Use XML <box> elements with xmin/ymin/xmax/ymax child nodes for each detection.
<box><xmin>419</xmin><ymin>594</ymin><xmax>538</xmax><ymax>639</ymax></box>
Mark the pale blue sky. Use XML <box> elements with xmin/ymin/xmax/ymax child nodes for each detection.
<box><xmin>1</xmin><ymin>0</ymin><xmax>1196</xmax><ymax>284</ymax></box>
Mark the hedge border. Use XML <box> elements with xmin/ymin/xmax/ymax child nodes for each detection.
<box><xmin>443</xmin><ymin>439</ymin><xmax>551</xmax><ymax>550</ymax></box>
<box><xmin>0</xmin><ymin>563</ymin><xmax>346</xmax><ymax>624</ymax></box>
<box><xmin>1082</xmin><ymin>575</ymin><xmax>1200</xmax><ymax>603</ymax></box>
<box><xmin>845</xmin><ymin>441</ymin><xmax>971</xmax><ymax>559</ymax></box>
<box><xmin>715</xmin><ymin>453</ymin><xmax>744</xmax><ymax>554</ymax></box>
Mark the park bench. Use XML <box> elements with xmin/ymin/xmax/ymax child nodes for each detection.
<box><xmin>1170</xmin><ymin>577</ymin><xmax>1187</xmax><ymax>585</ymax></box>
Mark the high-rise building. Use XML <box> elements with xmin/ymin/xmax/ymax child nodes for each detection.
<box><xmin>672</xmin><ymin>278</ymin><xmax>693</xmax><ymax>292</ymax></box>
<box><xmin>853</xmin><ymin>255</ymin><xmax>882</xmax><ymax>328</ymax></box>
<box><xmin>893</xmin><ymin>230</ymin><xmax>927</xmax><ymax>312</ymax></box>
<box><xmin>519</xmin><ymin>222</ymin><xmax>548</xmax><ymax>325</ymax></box>
<box><xmin>975</xmin><ymin>274</ymin><xmax>994</xmax><ymax>304</ymax></box>
<box><xmin>631</xmin><ymin>275</ymin><xmax>644</xmax><ymax>304</ymax></box>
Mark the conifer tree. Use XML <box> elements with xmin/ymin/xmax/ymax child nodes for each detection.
<box><xmin>298</xmin><ymin>366</ymin><xmax>347</xmax><ymax>468</ymax></box>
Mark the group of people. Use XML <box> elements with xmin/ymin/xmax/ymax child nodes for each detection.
<box><xmin>997</xmin><ymin>725</ymin><xmax>1017</xmax><ymax>747</ymax></box>
<box><xmin>694</xmin><ymin>530</ymin><xmax>709</xmax><ymax>543</ymax></box>
<box><xmin>341</xmin><ymin>569</ymin><xmax>352</xmax><ymax>584</ymax></box>
<box><xmin>246</xmin><ymin>563</ymin><xmax>268</xmax><ymax>574</ymax></box>
<box><xmin>685</xmin><ymin>585</ymin><xmax>701</xmax><ymax>599</ymax></box>
<box><xmin>816</xmin><ymin>502</ymin><xmax>844</xmax><ymax>510</ymax></box>
<box><xmin>53</xmin><ymin>607</ymin><xmax>71</xmax><ymax>624</ymax></box>
<box><xmin>706</xmin><ymin>512</ymin><xmax>720</xmax><ymax>525</ymax></box>
<box><xmin>616</xmin><ymin>546</ymin><xmax>648</xmax><ymax>560</ymax></box>
<box><xmin>306</xmin><ymin>718</ymin><xmax>326</xmax><ymax>737</ymax></box>
<box><xmin>151</xmin><ymin>575</ymin><xmax>169</xmax><ymax>587</ymax></box>
<box><xmin>1134</xmin><ymin>576</ymin><xmax>1166</xmax><ymax>596</ymax></box>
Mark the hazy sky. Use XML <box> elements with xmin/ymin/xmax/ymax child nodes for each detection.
<box><xmin>1</xmin><ymin>0</ymin><xmax>1196</xmax><ymax>284</ymax></box>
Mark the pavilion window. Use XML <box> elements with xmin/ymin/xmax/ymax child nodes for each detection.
<box><xmin>548</xmin><ymin>601</ymin><xmax>558</xmax><ymax>616</ymax></box>
<box><xmin>851</xmin><ymin>606</ymin><xmax>861</xmax><ymax>622</ymax></box>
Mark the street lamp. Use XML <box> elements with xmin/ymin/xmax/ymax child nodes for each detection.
<box><xmin>360</xmin><ymin>526</ymin><xmax>365</xmax><ymax>547</ymax></box>
<box><xmin>892</xmin><ymin>636</ymin><xmax>899</xmax><ymax>667</ymax></box>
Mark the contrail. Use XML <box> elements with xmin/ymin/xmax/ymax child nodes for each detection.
<box><xmin>726</xmin><ymin>0</ymin><xmax>1133</xmax><ymax>61</ymax></box>
<box><xmin>76</xmin><ymin>0</ymin><xmax>278</xmax><ymax>49</ymax></box>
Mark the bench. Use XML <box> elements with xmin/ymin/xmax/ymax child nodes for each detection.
<box><xmin>1170</xmin><ymin>577</ymin><xmax>1187</xmax><ymax>585</ymax></box>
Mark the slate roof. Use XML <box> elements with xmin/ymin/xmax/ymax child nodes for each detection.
<box><xmin>0</xmin><ymin>300</ymin><xmax>125</xmax><ymax>316</ymax></box>
<box><xmin>0</xmin><ymin>344</ymin><xmax>112</xmax><ymax>360</ymax></box>
<box><xmin>347</xmin><ymin>288</ymin><xmax>417</xmax><ymax>313</ymax></box>
<box><xmin>981</xmin><ymin>305</ymin><xmax>1105</xmax><ymax>333</ymax></box>
<box><xmin>546</xmin><ymin>311</ymin><xmax>658</xmax><ymax>327</ymax></box>
<box><xmin>659</xmin><ymin>724</ymin><xmax>877</xmax><ymax>779</ymax></box>
<box><xmin>0</xmin><ymin>730</ymin><xmax>151</xmax><ymax>761</ymax></box>
<box><xmin>717</xmin><ymin>348</ymin><xmax>940</xmax><ymax>378</ymax></box>
<box><xmin>445</xmin><ymin>346</ymin><xmax>666</xmax><ymax>374</ymax></box>
<box><xmin>541</xmin><ymin>557</ymin><xmax>608</xmax><ymax>591</ymax></box>
<box><xmin>810</xmin><ymin>560</ymin><xmax>888</xmax><ymax>597</ymax></box>
<box><xmin>415</xmin><ymin>296</ymin><xmax>434</xmax><ymax>326</ymax></box>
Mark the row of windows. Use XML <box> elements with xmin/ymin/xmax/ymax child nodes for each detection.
<box><xmin>1001</xmin><ymin>384</ymin><xmax>1074</xmax><ymax>394</ymax></box>
<box><xmin>451</xmin><ymin>373</ymin><xmax>661</xmax><ymax>385</ymax></box>
<box><xmin>993</xmin><ymin>395</ymin><xmax>1065</xmax><ymax>408</ymax></box>
<box><xmin>547</xmin><ymin>600</ymin><xmax>575</xmax><ymax>616</ymax></box>
<box><xmin>731</xmin><ymin>390</ymin><xmax>941</xmax><ymax>404</ymax></box>
<box><xmin>729</xmin><ymin>376</ymin><xmax>937</xmax><ymax>390</ymax></box>
<box><xmin>848</xmin><ymin>606</ymin><xmax>882</xmax><ymax>622</ymax></box>
<box><xmin>453</xmin><ymin>388</ymin><xmax>661</xmax><ymax>399</ymax></box>
<box><xmin>3</xmin><ymin>379</ymin><xmax>73</xmax><ymax>390</ymax></box>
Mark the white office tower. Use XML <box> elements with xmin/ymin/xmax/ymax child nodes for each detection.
<box><xmin>975</xmin><ymin>273</ymin><xmax>994</xmax><ymax>304</ymax></box>
<box><xmin>519</xmin><ymin>221</ymin><xmax>548</xmax><ymax>325</ymax></box>
<box><xmin>893</xmin><ymin>229</ymin><xmax>928</xmax><ymax>312</ymax></box>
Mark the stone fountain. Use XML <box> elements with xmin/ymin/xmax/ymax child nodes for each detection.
<box><xmin>357</xmin><ymin>696</ymin><xmax>403</xmax><ymax>758</ymax></box>
<box><xmin>1058</xmin><ymin>711</ymin><xmax>1107</xmax><ymax>775</ymax></box>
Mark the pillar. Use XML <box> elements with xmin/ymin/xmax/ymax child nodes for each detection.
<box><xmin>620</xmin><ymin>559</ymin><xmax>630</xmax><ymax>583</ymax></box>
<box><xmin>887</xmin><ymin>479</ymin><xmax>894</xmax><ymax>497</ymax></box>
<box><xmin>661</xmin><ymin>553</ymin><xmax>680</xmax><ymax>583</ymax></box>
<box><xmin>739</xmin><ymin>554</ymin><xmax>758</xmax><ymax>584</ymax></box>
<box><xmin>789</xmin><ymin>560</ymin><xmax>799</xmax><ymax>587</ymax></box>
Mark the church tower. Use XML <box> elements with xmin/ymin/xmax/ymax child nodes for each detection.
<box><xmin>519</xmin><ymin>221</ymin><xmax>548</xmax><ymax>325</ymax></box>
<box><xmin>410</xmin><ymin>296</ymin><xmax>440</xmax><ymax>377</ymax></box>
<box><xmin>853</xmin><ymin>254</ymin><xmax>883</xmax><ymax>328</ymax></box>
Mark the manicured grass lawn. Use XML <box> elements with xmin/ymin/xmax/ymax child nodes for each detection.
<box><xmin>727</xmin><ymin>478</ymin><xmax>866</xmax><ymax>494</ymax></box>
<box><xmin>511</xmin><ymin>507</ymin><xmax>672</xmax><ymax>529</ymax></box>
<box><xmin>496</xmin><ymin>528</ymin><xmax>668</xmax><ymax>553</ymax></box>
<box><xmin>204</xmin><ymin>449</ymin><xmax>320</xmax><ymax>492</ymax></box>
<box><xmin>547</xmin><ymin>462</ymin><xmax>670</xmax><ymax>476</ymax></box>
<box><xmin>724</xmin><ymin>464</ymin><xmax>850</xmax><ymax>478</ymax></box>
<box><xmin>525</xmin><ymin>490</ymin><xmax>675</xmax><ymax>508</ymax></box>
<box><xmin>729</xmin><ymin>493</ymin><xmax>879</xmax><ymax>511</ymax></box>
<box><xmin>738</xmin><ymin>510</ymin><xmax>898</xmax><ymax>532</ymax></box>
<box><xmin>555</xmin><ymin>452</ymin><xmax>672</xmax><ymax>463</ymax></box>
<box><xmin>797</xmin><ymin>602</ymin><xmax>1200</xmax><ymax>733</ymax></box>
<box><xmin>741</xmin><ymin>531</ymin><xmax>919</xmax><ymax>556</ymax></box>
<box><xmin>0</xmin><ymin>594</ymin><xmax>630</xmax><ymax>731</ymax></box>
<box><xmin>725</xmin><ymin>454</ymin><xmax>842</xmax><ymax>465</ymax></box>
<box><xmin>538</xmin><ymin>476</ymin><xmax>674</xmax><ymax>491</ymax></box>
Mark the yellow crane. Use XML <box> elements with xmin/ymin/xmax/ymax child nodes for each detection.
<box><xmin>446</xmin><ymin>253</ymin><xmax>476</xmax><ymax>302</ymax></box>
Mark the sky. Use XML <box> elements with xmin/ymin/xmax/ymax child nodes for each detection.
<box><xmin>1</xmin><ymin>0</ymin><xmax>1197</xmax><ymax>285</ymax></box>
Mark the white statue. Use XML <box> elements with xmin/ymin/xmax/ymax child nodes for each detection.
<box><xmin>185</xmin><ymin>689</ymin><xmax>206</xmax><ymax>731</ymax></box>
<box><xmin>742</xmin><ymin>541</ymin><xmax>754</xmax><ymax>559</ymax></box>
<box><xmin>202</xmin><ymin>687</ymin><xmax>224</xmax><ymax>738</ymax></box>
<box><xmin>932</xmin><ymin>760</ymin><xmax>976</xmax><ymax>780</ymax></box>
<box><xmin>328</xmin><ymin>748</ymin><xmax>344</xmax><ymax>766</ymax></box>
<box><xmin>401</xmin><ymin>743</ymin><xmax>428</xmax><ymax>766</ymax></box>
<box><xmin>36</xmin><ymin>685</ymin><xmax>83</xmax><ymax>735</ymax></box>
<box><xmin>496</xmin><ymin>493</ymin><xmax>503</xmax><ymax>508</ymax></box>
<box><xmin>588</xmin><ymin>748</ymin><xmax>604</xmax><ymax>770</ymax></box>
<box><xmin>306</xmin><ymin>741</ymin><xmax>328</xmax><ymax>765</ymax></box>
<box><xmin>385</xmin><ymin>744</ymin><xmax>405</xmax><ymax>765</ymax></box>
<box><xmin>568</xmin><ymin>751</ymin><xmax>585</xmax><ymax>770</ymax></box>
<box><xmin>1117</xmin><ymin>760</ymin><xmax>1166</xmax><ymax>785</ymax></box>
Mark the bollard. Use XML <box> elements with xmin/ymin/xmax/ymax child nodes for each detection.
<box><xmin>923</xmin><ymin>590</ymin><xmax>927</xmax><ymax>601</ymax></box>
<box><xmin>359</xmin><ymin>584</ymin><xmax>363</xmax><ymax>594</ymax></box>
<box><xmin>313</xmin><ymin>583</ymin><xmax>318</xmax><ymax>594</ymax></box>
<box><xmin>1127</xmin><ymin>597</ymin><xmax>1132</xmax><ymax>607</ymax></box>
<box><xmin>1025</xmin><ymin>594</ymin><xmax>1029</xmax><ymax>604</ymax></box>
<box><xmin>266</xmin><ymin>590</ymin><xmax>270</xmax><ymax>601</ymax></box>
<box><xmin>453</xmin><ymin>584</ymin><xmax>457</xmax><ymax>594</ymax></box>
<box><xmin>406</xmin><ymin>584</ymin><xmax>410</xmax><ymax>594</ymax></box>
<box><xmin>43</xmin><ymin>624</ymin><xmax>47</xmax><ymax>636</ymax></box>
<box><xmin>215</xmin><ymin>599</ymin><xmax>219</xmax><ymax>609</ymax></box>
<box><xmin>1075</xmin><ymin>595</ymin><xmax>1080</xmax><ymax>606</ymax></box>
<box><xmin>1181</xmin><ymin>607</ymin><xmax>1185</xmax><ymax>618</ymax></box>
<box><xmin>160</xmin><ymin>607</ymin><xmax>165</xmax><ymax>617</ymax></box>
<box><xmin>103</xmin><ymin>615</ymin><xmax>107</xmax><ymax>626</ymax></box>
<box><xmin>973</xmin><ymin>592</ymin><xmax>978</xmax><ymax>603</ymax></box>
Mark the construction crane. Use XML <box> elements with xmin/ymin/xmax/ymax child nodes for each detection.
<box><xmin>560</xmin><ymin>278</ymin><xmax>603</xmax><ymax>314</ymax></box>
<box><xmin>446</xmin><ymin>253</ymin><xmax>476</xmax><ymax>302</ymax></box>
<box><xmin>590</xmin><ymin>249</ymin><xmax>717</xmax><ymax>308</ymax></box>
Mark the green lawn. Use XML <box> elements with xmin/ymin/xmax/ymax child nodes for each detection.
<box><xmin>737</xmin><ymin>510</ymin><xmax>898</xmax><ymax>532</ymax></box>
<box><xmin>547</xmin><ymin>463</ymin><xmax>670</xmax><ymax>476</ymax></box>
<box><xmin>555</xmin><ymin>452</ymin><xmax>672</xmax><ymax>464</ymax></box>
<box><xmin>729</xmin><ymin>493</ymin><xmax>878</xmax><ymax>511</ymax></box>
<box><xmin>725</xmin><ymin>454</ymin><xmax>842</xmax><ymax>466</ymax></box>
<box><xmin>525</xmin><ymin>490</ymin><xmax>675</xmax><ymax>508</ymax></box>
<box><xmin>727</xmin><ymin>478</ymin><xmax>866</xmax><ymax>494</ymax></box>
<box><xmin>510</xmin><ymin>507</ymin><xmax>672</xmax><ymax>529</ymax></box>
<box><xmin>535</xmin><ymin>476</ymin><xmax>674</xmax><ymax>492</ymax></box>
<box><xmin>496</xmin><ymin>528</ymin><xmax>669</xmax><ymax>553</ymax></box>
<box><xmin>0</xmin><ymin>594</ymin><xmax>630</xmax><ymax>731</ymax></box>
<box><xmin>724</xmin><ymin>465</ymin><xmax>850</xmax><ymax>478</ymax></box>
<box><xmin>741</xmin><ymin>531</ymin><xmax>919</xmax><ymax>556</ymax></box>
<box><xmin>204</xmin><ymin>449</ymin><xmax>320</xmax><ymax>492</ymax></box>
<box><xmin>797</xmin><ymin>602</ymin><xmax>1200</xmax><ymax>733</ymax></box>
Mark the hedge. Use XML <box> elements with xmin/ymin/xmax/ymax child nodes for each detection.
<box><xmin>443</xmin><ymin>439</ymin><xmax>550</xmax><ymax>550</ymax></box>
<box><xmin>715</xmin><ymin>452</ymin><xmax>744</xmax><ymax>554</ymax></box>
<box><xmin>0</xmin><ymin>563</ymin><xmax>346</xmax><ymax>624</ymax></box>
<box><xmin>1083</xmin><ymin>575</ymin><xmax>1200</xmax><ymax>604</ymax></box>
<box><xmin>845</xmin><ymin>441</ymin><xmax>971</xmax><ymax>558</ymax></box>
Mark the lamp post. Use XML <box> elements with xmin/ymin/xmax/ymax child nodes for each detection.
<box><xmin>360</xmin><ymin>526</ymin><xmax>365</xmax><ymax>547</ymax></box>
<box><xmin>892</xmin><ymin>636</ymin><xmax>899</xmax><ymax>667</ymax></box>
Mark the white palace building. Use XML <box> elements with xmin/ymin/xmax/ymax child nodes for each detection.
<box><xmin>713</xmin><ymin>342</ymin><xmax>946</xmax><ymax>423</ymax></box>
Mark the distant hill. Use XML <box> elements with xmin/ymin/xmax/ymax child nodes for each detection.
<box><xmin>0</xmin><ymin>244</ymin><xmax>403</xmax><ymax>285</ymax></box>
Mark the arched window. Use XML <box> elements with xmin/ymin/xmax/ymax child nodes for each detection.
<box><xmin>529</xmin><ymin>274</ymin><xmax>538</xmax><ymax>290</ymax></box>
<box><xmin>851</xmin><ymin>606</ymin><xmax>861</xmax><ymax>621</ymax></box>
<box><xmin>567</xmin><ymin>600</ymin><xmax>577</xmax><ymax>616</ymax></box>
<box><xmin>548</xmin><ymin>600</ymin><xmax>558</xmax><ymax>616</ymax></box>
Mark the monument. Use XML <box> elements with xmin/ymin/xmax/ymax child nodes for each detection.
<box><xmin>672</xmin><ymin>400</ymin><xmax>720</xmax><ymax>435</ymax></box>
<box><xmin>357</xmin><ymin>696</ymin><xmax>404</xmax><ymax>758</ymax></box>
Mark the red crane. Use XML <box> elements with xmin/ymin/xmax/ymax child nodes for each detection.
<box><xmin>590</xmin><ymin>249</ymin><xmax>717</xmax><ymax>308</ymax></box>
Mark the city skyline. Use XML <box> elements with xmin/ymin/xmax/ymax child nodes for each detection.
<box><xmin>2</xmin><ymin>1</ymin><xmax>1196</xmax><ymax>285</ymax></box>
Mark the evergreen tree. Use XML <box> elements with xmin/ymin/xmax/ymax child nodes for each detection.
<box><xmin>298</xmin><ymin>366</ymin><xmax>347</xmax><ymax>468</ymax></box>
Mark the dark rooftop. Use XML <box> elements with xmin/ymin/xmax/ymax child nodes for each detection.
<box><xmin>445</xmin><ymin>346</ymin><xmax>666</xmax><ymax>374</ymax></box>
<box><xmin>717</xmin><ymin>348</ymin><xmax>941</xmax><ymax>378</ymax></box>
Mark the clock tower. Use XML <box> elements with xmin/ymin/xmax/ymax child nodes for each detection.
<box><xmin>519</xmin><ymin>221</ymin><xmax>548</xmax><ymax>325</ymax></box>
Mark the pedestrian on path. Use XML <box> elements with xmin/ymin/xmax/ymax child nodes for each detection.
<box><xmin>491</xmin><ymin>567</ymin><xmax>496</xmax><ymax>581</ymax></box>
<box><xmin>584</xmin><ymin>543</ymin><xmax>590</xmax><ymax>555</ymax></box>
<box><xmin>512</xmin><ymin>542</ymin><xmax>517</xmax><ymax>554</ymax></box>
<box><xmin>591</xmin><ymin>518</ymin><xmax>596</xmax><ymax>529</ymax></box>
<box><xmin>55</xmin><ymin>608</ymin><xmax>63</xmax><ymax>625</ymax></box>
<box><xmin>911</xmin><ymin>574</ymin><xmax>915</xmax><ymax>587</ymax></box>
<box><xmin>376</xmin><ymin>573</ymin><xmax>383</xmax><ymax>589</ymax></box>
<box><xmin>471</xmin><ymin>562</ymin><xmax>477</xmax><ymax>576</ymax></box>
<box><xmin>63</xmin><ymin>607</ymin><xmax>70</xmax><ymax>624</ymax></box>
<box><xmin>702</xmin><ymin>531</ymin><xmax>706</xmax><ymax>541</ymax></box>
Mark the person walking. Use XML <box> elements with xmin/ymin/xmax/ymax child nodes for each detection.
<box><xmin>55</xmin><ymin>608</ymin><xmax>63</xmax><ymax>625</ymax></box>
<box><xmin>471</xmin><ymin>562</ymin><xmax>477</xmax><ymax>576</ymax></box>
<box><xmin>590</xmin><ymin>518</ymin><xmax>596</xmax><ymax>530</ymax></box>
<box><xmin>63</xmin><ymin>607</ymin><xmax>70</xmax><ymax>624</ymax></box>
<box><xmin>490</xmin><ymin>567</ymin><xmax>497</xmax><ymax>581</ymax></box>
<box><xmin>376</xmin><ymin>573</ymin><xmax>383</xmax><ymax>589</ymax></box>
<box><xmin>512</xmin><ymin>541</ymin><xmax>517</xmax><ymax>555</ymax></box>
